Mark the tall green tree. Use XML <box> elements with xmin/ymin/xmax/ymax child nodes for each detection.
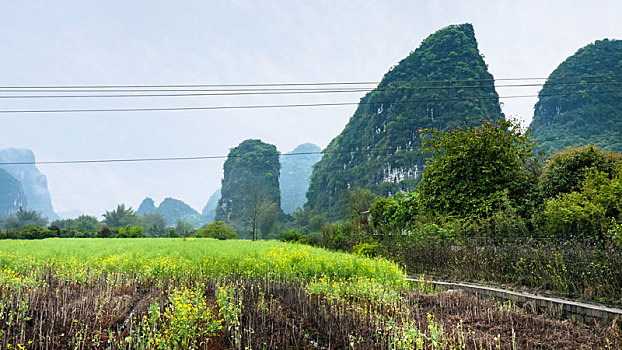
<box><xmin>139</xmin><ymin>213</ymin><xmax>167</xmax><ymax>237</ymax></box>
<box><xmin>417</xmin><ymin>118</ymin><xmax>535</xmax><ymax>218</ymax></box>
<box><xmin>3</xmin><ymin>208</ymin><xmax>48</xmax><ymax>229</ymax></box>
<box><xmin>102</xmin><ymin>204</ymin><xmax>139</xmax><ymax>228</ymax></box>
<box><xmin>197</xmin><ymin>221</ymin><xmax>238</xmax><ymax>240</ymax></box>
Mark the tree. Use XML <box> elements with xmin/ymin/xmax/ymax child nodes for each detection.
<box><xmin>102</xmin><ymin>204</ymin><xmax>139</xmax><ymax>228</ymax></box>
<box><xmin>139</xmin><ymin>213</ymin><xmax>167</xmax><ymax>237</ymax></box>
<box><xmin>197</xmin><ymin>221</ymin><xmax>238</xmax><ymax>240</ymax></box>
<box><xmin>541</xmin><ymin>166</ymin><xmax>622</xmax><ymax>239</ymax></box>
<box><xmin>52</xmin><ymin>215</ymin><xmax>102</xmax><ymax>234</ymax></box>
<box><xmin>97</xmin><ymin>226</ymin><xmax>114</xmax><ymax>238</ymax></box>
<box><xmin>417</xmin><ymin>118</ymin><xmax>535</xmax><ymax>219</ymax></box>
<box><xmin>173</xmin><ymin>218</ymin><xmax>194</xmax><ymax>239</ymax></box>
<box><xmin>539</xmin><ymin>144</ymin><xmax>621</xmax><ymax>199</ymax></box>
<box><xmin>118</xmin><ymin>225</ymin><xmax>144</xmax><ymax>238</ymax></box>
<box><xmin>3</xmin><ymin>208</ymin><xmax>48</xmax><ymax>229</ymax></box>
<box><xmin>244</xmin><ymin>185</ymin><xmax>277</xmax><ymax>241</ymax></box>
<box><xmin>342</xmin><ymin>188</ymin><xmax>375</xmax><ymax>219</ymax></box>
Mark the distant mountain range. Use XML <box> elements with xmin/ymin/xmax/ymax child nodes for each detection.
<box><xmin>0</xmin><ymin>168</ymin><xmax>25</xmax><ymax>217</ymax></box>
<box><xmin>137</xmin><ymin>197</ymin><xmax>203</xmax><ymax>227</ymax></box>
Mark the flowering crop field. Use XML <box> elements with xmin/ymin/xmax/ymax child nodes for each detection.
<box><xmin>0</xmin><ymin>238</ymin><xmax>405</xmax><ymax>287</ymax></box>
<box><xmin>0</xmin><ymin>238</ymin><xmax>619</xmax><ymax>349</ymax></box>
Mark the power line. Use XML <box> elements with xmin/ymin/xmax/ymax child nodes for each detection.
<box><xmin>0</xmin><ymin>137</ymin><xmax>573</xmax><ymax>166</ymax></box>
<box><xmin>0</xmin><ymin>73</ymin><xmax>619</xmax><ymax>89</ymax></box>
<box><xmin>0</xmin><ymin>80</ymin><xmax>620</xmax><ymax>99</ymax></box>
<box><xmin>0</xmin><ymin>148</ymin><xmax>406</xmax><ymax>165</ymax></box>
<box><xmin>0</xmin><ymin>89</ymin><xmax>620</xmax><ymax>114</ymax></box>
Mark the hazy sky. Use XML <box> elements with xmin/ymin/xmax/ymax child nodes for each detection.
<box><xmin>0</xmin><ymin>0</ymin><xmax>620</xmax><ymax>217</ymax></box>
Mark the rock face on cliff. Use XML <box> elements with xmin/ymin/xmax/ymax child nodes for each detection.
<box><xmin>280</xmin><ymin>143</ymin><xmax>322</xmax><ymax>214</ymax></box>
<box><xmin>0</xmin><ymin>169</ymin><xmax>25</xmax><ymax>217</ymax></box>
<box><xmin>0</xmin><ymin>148</ymin><xmax>58</xmax><ymax>220</ymax></box>
<box><xmin>306</xmin><ymin>24</ymin><xmax>502</xmax><ymax>219</ymax></box>
<box><xmin>530</xmin><ymin>39</ymin><xmax>622</xmax><ymax>154</ymax></box>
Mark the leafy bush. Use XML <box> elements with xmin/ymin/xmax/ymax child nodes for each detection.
<box><xmin>305</xmin><ymin>232</ymin><xmax>323</xmax><ymax>246</ymax></box>
<box><xmin>97</xmin><ymin>226</ymin><xmax>114</xmax><ymax>238</ymax></box>
<box><xmin>352</xmin><ymin>242</ymin><xmax>379</xmax><ymax>258</ymax></box>
<box><xmin>370</xmin><ymin>193</ymin><xmax>420</xmax><ymax>236</ymax></box>
<box><xmin>417</xmin><ymin>118</ymin><xmax>535</xmax><ymax>219</ymax></box>
<box><xmin>279</xmin><ymin>229</ymin><xmax>302</xmax><ymax>242</ymax></box>
<box><xmin>118</xmin><ymin>225</ymin><xmax>144</xmax><ymax>238</ymax></box>
<box><xmin>541</xmin><ymin>168</ymin><xmax>621</xmax><ymax>239</ymax></box>
<box><xmin>197</xmin><ymin>221</ymin><xmax>238</xmax><ymax>240</ymax></box>
<box><xmin>320</xmin><ymin>220</ymin><xmax>370</xmax><ymax>251</ymax></box>
<box><xmin>539</xmin><ymin>144</ymin><xmax>621</xmax><ymax>199</ymax></box>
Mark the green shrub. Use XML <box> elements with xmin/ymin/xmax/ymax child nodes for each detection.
<box><xmin>279</xmin><ymin>229</ymin><xmax>302</xmax><ymax>242</ymax></box>
<box><xmin>320</xmin><ymin>220</ymin><xmax>369</xmax><ymax>251</ymax></box>
<box><xmin>539</xmin><ymin>144</ymin><xmax>621</xmax><ymax>199</ymax></box>
<box><xmin>196</xmin><ymin>221</ymin><xmax>238</xmax><ymax>240</ymax></box>
<box><xmin>352</xmin><ymin>242</ymin><xmax>379</xmax><ymax>258</ymax></box>
<box><xmin>18</xmin><ymin>225</ymin><xmax>56</xmax><ymax>239</ymax></box>
<box><xmin>306</xmin><ymin>232</ymin><xmax>323</xmax><ymax>246</ymax></box>
<box><xmin>118</xmin><ymin>225</ymin><xmax>144</xmax><ymax>238</ymax></box>
<box><xmin>541</xmin><ymin>168</ymin><xmax>621</xmax><ymax>240</ymax></box>
<box><xmin>97</xmin><ymin>226</ymin><xmax>114</xmax><ymax>238</ymax></box>
<box><xmin>418</xmin><ymin>118</ymin><xmax>535</xmax><ymax>219</ymax></box>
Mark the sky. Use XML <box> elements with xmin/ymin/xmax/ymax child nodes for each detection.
<box><xmin>0</xmin><ymin>0</ymin><xmax>620</xmax><ymax>218</ymax></box>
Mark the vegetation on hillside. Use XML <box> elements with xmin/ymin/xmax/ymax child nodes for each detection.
<box><xmin>215</xmin><ymin>139</ymin><xmax>282</xmax><ymax>240</ymax></box>
<box><xmin>530</xmin><ymin>39</ymin><xmax>622</xmax><ymax>154</ymax></box>
<box><xmin>315</xmin><ymin>121</ymin><xmax>622</xmax><ymax>305</ymax></box>
<box><xmin>306</xmin><ymin>23</ymin><xmax>503</xmax><ymax>220</ymax></box>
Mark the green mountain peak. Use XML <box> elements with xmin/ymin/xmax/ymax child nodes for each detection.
<box><xmin>306</xmin><ymin>23</ymin><xmax>502</xmax><ymax>219</ymax></box>
<box><xmin>530</xmin><ymin>39</ymin><xmax>622</xmax><ymax>154</ymax></box>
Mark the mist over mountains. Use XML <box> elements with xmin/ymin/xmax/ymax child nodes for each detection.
<box><xmin>0</xmin><ymin>148</ymin><xmax>58</xmax><ymax>220</ymax></box>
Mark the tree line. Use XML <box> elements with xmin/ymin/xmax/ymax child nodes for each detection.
<box><xmin>0</xmin><ymin>204</ymin><xmax>238</xmax><ymax>240</ymax></box>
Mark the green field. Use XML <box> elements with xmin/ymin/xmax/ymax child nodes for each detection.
<box><xmin>0</xmin><ymin>239</ymin><xmax>618</xmax><ymax>349</ymax></box>
<box><xmin>0</xmin><ymin>238</ymin><xmax>405</xmax><ymax>285</ymax></box>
